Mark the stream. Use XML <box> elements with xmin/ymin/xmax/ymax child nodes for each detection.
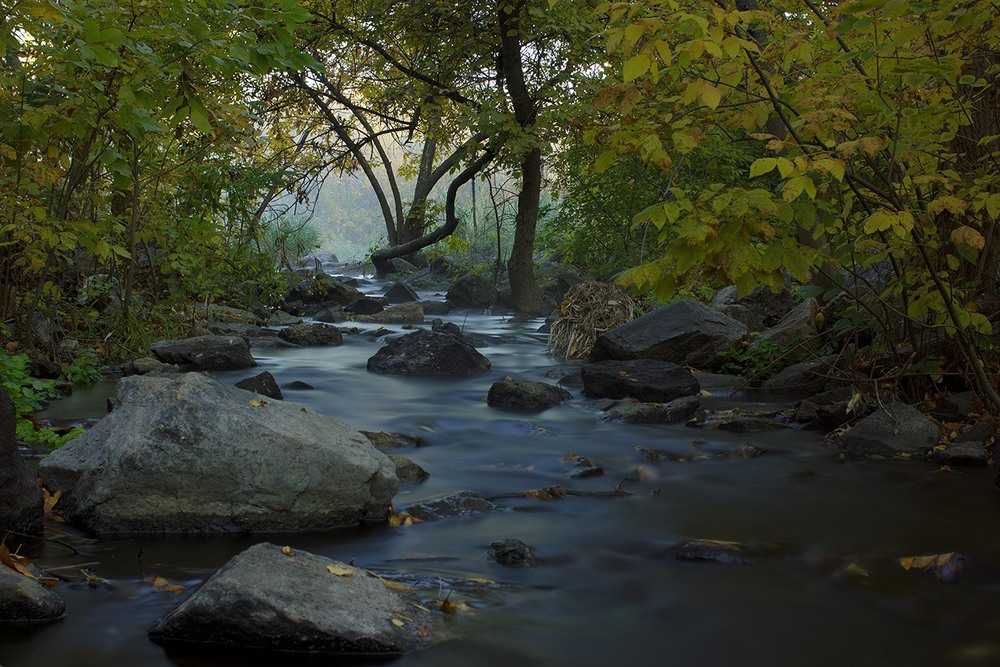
<box><xmin>3</xmin><ymin>279</ymin><xmax>1000</xmax><ymax>667</ymax></box>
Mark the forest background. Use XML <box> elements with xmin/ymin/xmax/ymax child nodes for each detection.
<box><xmin>1</xmin><ymin>0</ymin><xmax>998</xmax><ymax>444</ymax></box>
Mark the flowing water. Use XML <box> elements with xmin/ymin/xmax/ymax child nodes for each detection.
<box><xmin>3</xmin><ymin>282</ymin><xmax>1000</xmax><ymax>667</ymax></box>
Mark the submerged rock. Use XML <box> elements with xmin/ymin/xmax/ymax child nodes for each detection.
<box><xmin>150</xmin><ymin>335</ymin><xmax>256</xmax><ymax>370</ymax></box>
<box><xmin>367</xmin><ymin>330</ymin><xmax>490</xmax><ymax>376</ymax></box>
<box><xmin>601</xmin><ymin>395</ymin><xmax>701</xmax><ymax>424</ymax></box>
<box><xmin>39</xmin><ymin>373</ymin><xmax>397</xmax><ymax>533</ymax></box>
<box><xmin>487</xmin><ymin>379</ymin><xmax>571</xmax><ymax>411</ymax></box>
<box><xmin>403</xmin><ymin>492</ymin><xmax>498</xmax><ymax>522</ymax></box>
<box><xmin>0</xmin><ymin>565</ymin><xmax>65</xmax><ymax>624</ymax></box>
<box><xmin>671</xmin><ymin>539</ymin><xmax>788</xmax><ymax>564</ymax></box>
<box><xmin>487</xmin><ymin>539</ymin><xmax>538</xmax><ymax>567</ymax></box>
<box><xmin>149</xmin><ymin>543</ymin><xmax>441</xmax><ymax>655</ymax></box>
<box><xmin>356</xmin><ymin>303</ymin><xmax>424</xmax><ymax>324</ymax></box>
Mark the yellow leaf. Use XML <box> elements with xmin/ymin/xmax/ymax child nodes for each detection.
<box><xmin>281</xmin><ymin>546</ymin><xmax>295</xmax><ymax>557</ymax></box>
<box><xmin>951</xmin><ymin>225</ymin><xmax>986</xmax><ymax>250</ymax></box>
<box><xmin>249</xmin><ymin>399</ymin><xmax>267</xmax><ymax>408</ymax></box>
<box><xmin>623</xmin><ymin>54</ymin><xmax>650</xmax><ymax>82</ymax></box>
<box><xmin>327</xmin><ymin>564</ymin><xmax>354</xmax><ymax>577</ymax></box>
<box><xmin>391</xmin><ymin>618</ymin><xmax>405</xmax><ymax>627</ymax></box>
<box><xmin>698</xmin><ymin>82</ymin><xmax>722</xmax><ymax>109</ymax></box>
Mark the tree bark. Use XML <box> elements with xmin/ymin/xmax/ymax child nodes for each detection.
<box><xmin>499</xmin><ymin>0</ymin><xmax>543</xmax><ymax>314</ymax></box>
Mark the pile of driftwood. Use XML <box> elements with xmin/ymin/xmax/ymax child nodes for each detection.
<box><xmin>547</xmin><ymin>281</ymin><xmax>638</xmax><ymax>359</ymax></box>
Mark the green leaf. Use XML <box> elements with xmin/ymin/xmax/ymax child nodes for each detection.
<box><xmin>623</xmin><ymin>54</ymin><xmax>650</xmax><ymax>82</ymax></box>
<box><xmin>749</xmin><ymin>158</ymin><xmax>777</xmax><ymax>178</ymax></box>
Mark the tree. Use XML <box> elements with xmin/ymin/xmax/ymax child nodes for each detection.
<box><xmin>289</xmin><ymin>0</ymin><xmax>603</xmax><ymax>311</ymax></box>
<box><xmin>594</xmin><ymin>0</ymin><xmax>1000</xmax><ymax>408</ymax></box>
<box><xmin>0</xmin><ymin>0</ymin><xmax>317</xmax><ymax>353</ymax></box>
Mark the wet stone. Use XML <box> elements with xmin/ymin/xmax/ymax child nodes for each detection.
<box><xmin>487</xmin><ymin>539</ymin><xmax>538</xmax><ymax>567</ymax></box>
<box><xmin>403</xmin><ymin>492</ymin><xmax>498</xmax><ymax>522</ymax></box>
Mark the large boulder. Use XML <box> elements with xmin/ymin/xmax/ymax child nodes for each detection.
<box><xmin>487</xmin><ymin>379</ymin><xmax>571</xmax><ymax>411</ymax></box>
<box><xmin>0</xmin><ymin>565</ymin><xmax>65</xmax><ymax>623</ymax></box>
<box><xmin>356</xmin><ymin>303</ymin><xmax>425</xmax><ymax>324</ymax></box>
<box><xmin>761</xmin><ymin>355</ymin><xmax>839</xmax><ymax>394</ymax></box>
<box><xmin>582</xmin><ymin>360</ymin><xmax>701</xmax><ymax>402</ymax></box>
<box><xmin>383</xmin><ymin>282</ymin><xmax>420</xmax><ymax>304</ymax></box>
<box><xmin>287</xmin><ymin>274</ymin><xmax>363</xmax><ymax>305</ymax></box>
<box><xmin>590</xmin><ymin>299</ymin><xmax>746</xmax><ymax>370</ymax></box>
<box><xmin>367</xmin><ymin>330</ymin><xmax>490</xmax><ymax>376</ymax></box>
<box><xmin>446</xmin><ymin>274</ymin><xmax>497</xmax><ymax>309</ymax></box>
<box><xmin>39</xmin><ymin>373</ymin><xmax>397</xmax><ymax>534</ymax></box>
<box><xmin>150</xmin><ymin>335</ymin><xmax>256</xmax><ymax>370</ymax></box>
<box><xmin>150</xmin><ymin>543</ymin><xmax>440</xmax><ymax>655</ymax></box>
<box><xmin>837</xmin><ymin>403</ymin><xmax>940</xmax><ymax>457</ymax></box>
<box><xmin>0</xmin><ymin>390</ymin><xmax>43</xmax><ymax>533</ymax></box>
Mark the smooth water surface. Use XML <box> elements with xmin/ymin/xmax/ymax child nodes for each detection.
<box><xmin>4</xmin><ymin>286</ymin><xmax>1000</xmax><ymax>667</ymax></box>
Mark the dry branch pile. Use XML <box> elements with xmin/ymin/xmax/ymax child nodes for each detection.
<box><xmin>547</xmin><ymin>281</ymin><xmax>639</xmax><ymax>359</ymax></box>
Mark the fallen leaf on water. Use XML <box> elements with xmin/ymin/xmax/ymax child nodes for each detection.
<box><xmin>390</xmin><ymin>618</ymin><xmax>405</xmax><ymax>627</ymax></box>
<box><xmin>327</xmin><ymin>564</ymin><xmax>354</xmax><ymax>577</ymax></box>
<box><xmin>468</xmin><ymin>577</ymin><xmax>495</xmax><ymax>585</ymax></box>
<box><xmin>410</xmin><ymin>603</ymin><xmax>431</xmax><ymax>613</ymax></box>
<box><xmin>281</xmin><ymin>546</ymin><xmax>295</xmax><ymax>557</ymax></box>
<box><xmin>147</xmin><ymin>575</ymin><xmax>186</xmax><ymax>594</ymax></box>
<box><xmin>376</xmin><ymin>575</ymin><xmax>415</xmax><ymax>593</ymax></box>
<box><xmin>432</xmin><ymin>599</ymin><xmax>475</xmax><ymax>615</ymax></box>
<box><xmin>898</xmin><ymin>552</ymin><xmax>966</xmax><ymax>580</ymax></box>
<box><xmin>387</xmin><ymin>509</ymin><xmax>422</xmax><ymax>527</ymax></box>
<box><xmin>934</xmin><ymin>465</ymin><xmax>953</xmax><ymax>474</ymax></box>
<box><xmin>842</xmin><ymin>562</ymin><xmax>871</xmax><ymax>578</ymax></box>
<box><xmin>249</xmin><ymin>399</ymin><xmax>267</xmax><ymax>407</ymax></box>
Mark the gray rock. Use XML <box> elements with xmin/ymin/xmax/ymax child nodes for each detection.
<box><xmin>361</xmin><ymin>431</ymin><xmax>425</xmax><ymax>449</ymax></box>
<box><xmin>602</xmin><ymin>395</ymin><xmax>701</xmax><ymax>424</ymax></box>
<box><xmin>420</xmin><ymin>300</ymin><xmax>451</xmax><ymax>315</ymax></box>
<box><xmin>0</xmin><ymin>390</ymin><xmax>43</xmax><ymax>533</ymax></box>
<box><xmin>278</xmin><ymin>323</ymin><xmax>344</xmax><ymax>346</ymax></box>
<box><xmin>929</xmin><ymin>423</ymin><xmax>996</xmax><ymax>466</ymax></box>
<box><xmin>403</xmin><ymin>492</ymin><xmax>498</xmax><ymax>522</ymax></box>
<box><xmin>710</xmin><ymin>285</ymin><xmax>800</xmax><ymax>329</ymax></box>
<box><xmin>345</xmin><ymin>297</ymin><xmax>385</xmax><ymax>315</ymax></box>
<box><xmin>267</xmin><ymin>310</ymin><xmax>302</xmax><ymax>327</ymax></box>
<box><xmin>294</xmin><ymin>251</ymin><xmax>340</xmax><ymax>273</ymax></box>
<box><xmin>288</xmin><ymin>274</ymin><xmax>364</xmax><ymax>305</ymax></box>
<box><xmin>234</xmin><ymin>371</ymin><xmax>283</xmax><ymax>400</ymax></box>
<box><xmin>313</xmin><ymin>304</ymin><xmax>348</xmax><ymax>323</ymax></box>
<box><xmin>150</xmin><ymin>335</ymin><xmax>256</xmax><ymax>370</ymax></box>
<box><xmin>590</xmin><ymin>299</ymin><xmax>747</xmax><ymax>370</ymax></box>
<box><xmin>383</xmin><ymin>282</ymin><xmax>420</xmax><ymax>304</ymax></box>
<box><xmin>582</xmin><ymin>359</ymin><xmax>700</xmax><ymax>402</ymax></box>
<box><xmin>837</xmin><ymin>403</ymin><xmax>940</xmax><ymax>457</ymax></box>
<box><xmin>761</xmin><ymin>355</ymin><xmax>839</xmax><ymax>394</ymax></box>
<box><xmin>446</xmin><ymin>274</ymin><xmax>497</xmax><ymax>309</ymax></box>
<box><xmin>432</xmin><ymin>319</ymin><xmax>488</xmax><ymax>347</ymax></box>
<box><xmin>929</xmin><ymin>391</ymin><xmax>977</xmax><ymax>422</ymax></box>
<box><xmin>39</xmin><ymin>373</ymin><xmax>397</xmax><ymax>533</ymax></box>
<box><xmin>694</xmin><ymin>373</ymin><xmax>746</xmax><ymax>394</ymax></box>
<box><xmin>752</xmin><ymin>298</ymin><xmax>820</xmax><ymax>362</ymax></box>
<box><xmin>356</xmin><ymin>304</ymin><xmax>424</xmax><ymax>324</ymax></box>
<box><xmin>487</xmin><ymin>539</ymin><xmax>538</xmax><ymax>567</ymax></box>
<box><xmin>367</xmin><ymin>330</ymin><xmax>490</xmax><ymax>376</ymax></box>
<box><xmin>130</xmin><ymin>356</ymin><xmax>175</xmax><ymax>375</ymax></box>
<box><xmin>487</xmin><ymin>380</ymin><xmax>571</xmax><ymax>411</ymax></box>
<box><xmin>714</xmin><ymin>303</ymin><xmax>765</xmax><ymax>334</ymax></box>
<box><xmin>0</xmin><ymin>564</ymin><xmax>65</xmax><ymax>623</ymax></box>
<box><xmin>387</xmin><ymin>455</ymin><xmax>429</xmax><ymax>483</ymax></box>
<box><xmin>794</xmin><ymin>387</ymin><xmax>860</xmax><ymax>430</ymax></box>
<box><xmin>149</xmin><ymin>543</ymin><xmax>440</xmax><ymax>655</ymax></box>
<box><xmin>387</xmin><ymin>257</ymin><xmax>419</xmax><ymax>275</ymax></box>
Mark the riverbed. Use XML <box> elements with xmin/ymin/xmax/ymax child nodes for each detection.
<box><xmin>3</xmin><ymin>289</ymin><xmax>1000</xmax><ymax>667</ymax></box>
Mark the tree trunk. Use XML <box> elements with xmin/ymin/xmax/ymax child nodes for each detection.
<box><xmin>499</xmin><ymin>0</ymin><xmax>543</xmax><ymax>314</ymax></box>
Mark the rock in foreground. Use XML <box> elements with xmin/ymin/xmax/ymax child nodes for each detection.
<box><xmin>0</xmin><ymin>566</ymin><xmax>65</xmax><ymax>624</ymax></box>
<box><xmin>367</xmin><ymin>330</ymin><xmax>490</xmax><ymax>376</ymax></box>
<box><xmin>150</xmin><ymin>543</ymin><xmax>441</xmax><ymax>655</ymax></box>
<box><xmin>837</xmin><ymin>403</ymin><xmax>940</xmax><ymax>457</ymax></box>
<box><xmin>39</xmin><ymin>373</ymin><xmax>397</xmax><ymax>533</ymax></box>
